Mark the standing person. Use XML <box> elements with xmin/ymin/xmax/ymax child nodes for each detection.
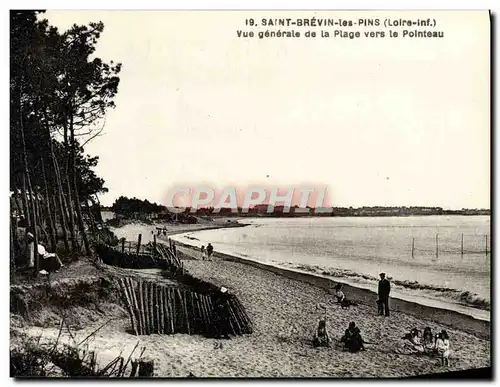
<box><xmin>422</xmin><ymin>327</ymin><xmax>436</xmax><ymax>353</ymax></box>
<box><xmin>210</xmin><ymin>287</ymin><xmax>231</xmax><ymax>340</ymax></box>
<box><xmin>377</xmin><ymin>272</ymin><xmax>391</xmax><ymax>317</ymax></box>
<box><xmin>206</xmin><ymin>243</ymin><xmax>214</xmax><ymax>261</ymax></box>
<box><xmin>435</xmin><ymin>330</ymin><xmax>451</xmax><ymax>366</ymax></box>
<box><xmin>201</xmin><ymin>245</ymin><xmax>206</xmax><ymax>260</ymax></box>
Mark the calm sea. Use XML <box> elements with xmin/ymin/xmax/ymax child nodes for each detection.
<box><xmin>171</xmin><ymin>216</ymin><xmax>491</xmax><ymax>318</ymax></box>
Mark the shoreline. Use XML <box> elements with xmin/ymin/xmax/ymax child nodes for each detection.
<box><xmin>109</xmin><ymin>219</ymin><xmax>490</xmax><ymax>338</ymax></box>
<box><xmin>171</xmin><ymin>233</ymin><xmax>490</xmax><ymax>340</ymax></box>
<box><xmin>11</xmin><ymin>220</ymin><xmax>490</xmax><ymax>377</ymax></box>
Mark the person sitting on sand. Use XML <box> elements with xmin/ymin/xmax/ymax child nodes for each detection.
<box><xmin>25</xmin><ymin>233</ymin><xmax>64</xmax><ymax>274</ymax></box>
<box><xmin>312</xmin><ymin>318</ymin><xmax>330</xmax><ymax>348</ymax></box>
<box><xmin>334</xmin><ymin>284</ymin><xmax>345</xmax><ymax>303</ymax></box>
<box><xmin>38</xmin><ymin>244</ymin><xmax>64</xmax><ymax>274</ymax></box>
<box><xmin>435</xmin><ymin>330</ymin><xmax>450</xmax><ymax>366</ymax></box>
<box><xmin>422</xmin><ymin>327</ymin><xmax>436</xmax><ymax>353</ymax></box>
<box><xmin>397</xmin><ymin>328</ymin><xmax>424</xmax><ymax>354</ymax></box>
<box><xmin>206</xmin><ymin>243</ymin><xmax>214</xmax><ymax>260</ymax></box>
<box><xmin>340</xmin><ymin>322</ymin><xmax>365</xmax><ymax>353</ymax></box>
<box><xmin>25</xmin><ymin>232</ymin><xmax>64</xmax><ymax>273</ymax></box>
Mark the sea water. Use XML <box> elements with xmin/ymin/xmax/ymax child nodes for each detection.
<box><xmin>171</xmin><ymin>216</ymin><xmax>491</xmax><ymax>318</ymax></box>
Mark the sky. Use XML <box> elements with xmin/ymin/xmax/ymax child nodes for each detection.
<box><xmin>43</xmin><ymin>10</ymin><xmax>490</xmax><ymax>209</ymax></box>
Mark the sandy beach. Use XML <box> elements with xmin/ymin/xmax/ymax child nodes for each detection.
<box><xmin>11</xmin><ymin>234</ymin><xmax>490</xmax><ymax>377</ymax></box>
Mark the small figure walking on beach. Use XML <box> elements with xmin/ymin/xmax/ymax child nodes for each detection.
<box><xmin>207</xmin><ymin>243</ymin><xmax>214</xmax><ymax>261</ymax></box>
<box><xmin>377</xmin><ymin>272</ymin><xmax>391</xmax><ymax>317</ymax></box>
<box><xmin>201</xmin><ymin>245</ymin><xmax>206</xmax><ymax>260</ymax></box>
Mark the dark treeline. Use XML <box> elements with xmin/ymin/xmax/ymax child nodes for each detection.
<box><xmin>109</xmin><ymin>196</ymin><xmax>197</xmax><ymax>223</ymax></box>
<box><xmin>111</xmin><ymin>196</ymin><xmax>166</xmax><ymax>215</ymax></box>
<box><xmin>10</xmin><ymin>10</ymin><xmax>121</xmax><ymax>271</ymax></box>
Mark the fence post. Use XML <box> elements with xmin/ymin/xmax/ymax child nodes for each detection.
<box><xmin>486</xmin><ymin>235</ymin><xmax>488</xmax><ymax>256</ymax></box>
<box><xmin>136</xmin><ymin>234</ymin><xmax>142</xmax><ymax>256</ymax></box>
<box><xmin>435</xmin><ymin>233</ymin><xmax>439</xmax><ymax>259</ymax></box>
<box><xmin>153</xmin><ymin>234</ymin><xmax>157</xmax><ymax>253</ymax></box>
<box><xmin>461</xmin><ymin>233</ymin><xmax>464</xmax><ymax>257</ymax></box>
<box><xmin>411</xmin><ymin>238</ymin><xmax>415</xmax><ymax>258</ymax></box>
<box><xmin>121</xmin><ymin>238</ymin><xmax>125</xmax><ymax>253</ymax></box>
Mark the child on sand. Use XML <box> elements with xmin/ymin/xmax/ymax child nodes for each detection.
<box><xmin>201</xmin><ymin>245</ymin><xmax>206</xmax><ymax>260</ymax></box>
<box><xmin>340</xmin><ymin>322</ymin><xmax>365</xmax><ymax>353</ymax></box>
<box><xmin>312</xmin><ymin>318</ymin><xmax>330</xmax><ymax>348</ymax></box>
<box><xmin>334</xmin><ymin>284</ymin><xmax>345</xmax><ymax>303</ymax></box>
<box><xmin>435</xmin><ymin>330</ymin><xmax>451</xmax><ymax>366</ymax></box>
<box><xmin>207</xmin><ymin>243</ymin><xmax>214</xmax><ymax>260</ymax></box>
<box><xmin>422</xmin><ymin>327</ymin><xmax>436</xmax><ymax>353</ymax></box>
<box><xmin>397</xmin><ymin>328</ymin><xmax>424</xmax><ymax>355</ymax></box>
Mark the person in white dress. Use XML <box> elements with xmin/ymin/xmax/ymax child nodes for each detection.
<box><xmin>435</xmin><ymin>330</ymin><xmax>451</xmax><ymax>366</ymax></box>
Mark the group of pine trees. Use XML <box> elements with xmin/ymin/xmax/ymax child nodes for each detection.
<box><xmin>10</xmin><ymin>10</ymin><xmax>121</xmax><ymax>271</ymax></box>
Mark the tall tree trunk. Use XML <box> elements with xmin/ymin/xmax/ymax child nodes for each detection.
<box><xmin>27</xmin><ymin>176</ymin><xmax>39</xmax><ymax>272</ymax></box>
<box><xmin>65</xmin><ymin>175</ymin><xmax>79</xmax><ymax>251</ymax></box>
<box><xmin>50</xmin><ymin>140</ymin><xmax>70</xmax><ymax>252</ymax></box>
<box><xmin>21</xmin><ymin>174</ymin><xmax>30</xmax><ymax>227</ymax></box>
<box><xmin>84</xmin><ymin>199</ymin><xmax>96</xmax><ymax>231</ymax></box>
<box><xmin>93</xmin><ymin>194</ymin><xmax>104</xmax><ymax>223</ymax></box>
<box><xmin>70</xmin><ymin>114</ymin><xmax>90</xmax><ymax>256</ymax></box>
<box><xmin>44</xmin><ymin>111</ymin><xmax>69</xmax><ymax>252</ymax></box>
<box><xmin>41</xmin><ymin>158</ymin><xmax>57</xmax><ymax>252</ymax></box>
<box><xmin>32</xmin><ymin>187</ymin><xmax>46</xmax><ymax>242</ymax></box>
<box><xmin>12</xmin><ymin>190</ymin><xmax>23</xmax><ymax>219</ymax></box>
<box><xmin>19</xmin><ymin>91</ymin><xmax>39</xmax><ymax>274</ymax></box>
<box><xmin>10</xmin><ymin>216</ymin><xmax>16</xmax><ymax>272</ymax></box>
<box><xmin>50</xmin><ymin>189</ymin><xmax>59</xmax><ymax>240</ymax></box>
<box><xmin>62</xmin><ymin>119</ymin><xmax>78</xmax><ymax>252</ymax></box>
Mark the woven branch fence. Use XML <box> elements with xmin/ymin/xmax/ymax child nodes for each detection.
<box><xmin>116</xmin><ymin>276</ymin><xmax>252</xmax><ymax>336</ymax></box>
<box><xmin>94</xmin><ymin>241</ymin><xmax>253</xmax><ymax>337</ymax></box>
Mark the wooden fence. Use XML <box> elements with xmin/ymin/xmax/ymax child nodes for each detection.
<box><xmin>116</xmin><ymin>276</ymin><xmax>252</xmax><ymax>337</ymax></box>
<box><xmin>95</xmin><ymin>237</ymin><xmax>253</xmax><ymax>337</ymax></box>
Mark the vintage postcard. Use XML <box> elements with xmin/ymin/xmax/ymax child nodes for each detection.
<box><xmin>9</xmin><ymin>10</ymin><xmax>490</xmax><ymax>378</ymax></box>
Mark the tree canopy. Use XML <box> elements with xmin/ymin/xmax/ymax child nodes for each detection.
<box><xmin>10</xmin><ymin>10</ymin><xmax>121</xmax><ymax>263</ymax></box>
